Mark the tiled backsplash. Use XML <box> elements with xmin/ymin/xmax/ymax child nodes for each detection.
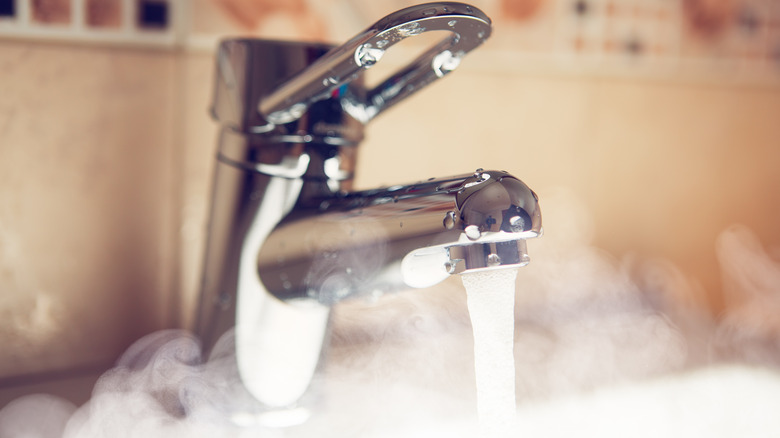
<box><xmin>0</xmin><ymin>0</ymin><xmax>180</xmax><ymax>47</ymax></box>
<box><xmin>524</xmin><ymin>0</ymin><xmax>780</xmax><ymax>79</ymax></box>
<box><xmin>2</xmin><ymin>0</ymin><xmax>778</xmax><ymax>83</ymax></box>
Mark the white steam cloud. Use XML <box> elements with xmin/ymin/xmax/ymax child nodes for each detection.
<box><xmin>2</xmin><ymin>189</ymin><xmax>780</xmax><ymax>437</ymax></box>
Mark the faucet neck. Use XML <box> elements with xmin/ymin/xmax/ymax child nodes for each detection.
<box><xmin>211</xmin><ymin>39</ymin><xmax>365</xmax><ymax>193</ymax></box>
<box><xmin>212</xmin><ymin>39</ymin><xmax>366</xmax><ymax>141</ymax></box>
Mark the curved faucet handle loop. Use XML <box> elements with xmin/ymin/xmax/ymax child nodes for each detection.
<box><xmin>259</xmin><ymin>2</ymin><xmax>491</xmax><ymax>125</ymax></box>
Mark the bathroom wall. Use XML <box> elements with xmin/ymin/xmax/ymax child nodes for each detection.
<box><xmin>0</xmin><ymin>41</ymin><xmax>180</xmax><ymax>385</ymax></box>
<box><xmin>1</xmin><ymin>0</ymin><xmax>779</xmax><ymax>395</ymax></box>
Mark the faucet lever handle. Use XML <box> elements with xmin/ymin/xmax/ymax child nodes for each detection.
<box><xmin>258</xmin><ymin>2</ymin><xmax>491</xmax><ymax>125</ymax></box>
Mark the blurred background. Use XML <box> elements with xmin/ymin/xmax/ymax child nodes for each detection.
<box><xmin>1</xmin><ymin>0</ymin><xmax>779</xmax><ymax>409</ymax></box>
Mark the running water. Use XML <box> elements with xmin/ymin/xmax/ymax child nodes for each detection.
<box><xmin>462</xmin><ymin>268</ymin><xmax>518</xmax><ymax>438</ymax></box>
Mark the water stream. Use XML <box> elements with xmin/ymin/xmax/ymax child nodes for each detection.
<box><xmin>462</xmin><ymin>268</ymin><xmax>518</xmax><ymax>437</ymax></box>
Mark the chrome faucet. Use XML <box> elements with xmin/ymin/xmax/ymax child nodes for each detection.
<box><xmin>195</xmin><ymin>2</ymin><xmax>541</xmax><ymax>422</ymax></box>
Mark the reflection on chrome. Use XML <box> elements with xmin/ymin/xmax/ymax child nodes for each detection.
<box><xmin>195</xmin><ymin>2</ymin><xmax>541</xmax><ymax>424</ymax></box>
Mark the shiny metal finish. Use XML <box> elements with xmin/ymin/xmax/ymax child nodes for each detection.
<box><xmin>196</xmin><ymin>2</ymin><xmax>540</xmax><ymax>423</ymax></box>
<box><xmin>211</xmin><ymin>39</ymin><xmax>365</xmax><ymax>142</ymax></box>
<box><xmin>259</xmin><ymin>3</ymin><xmax>492</xmax><ymax>124</ymax></box>
<box><xmin>257</xmin><ymin>170</ymin><xmax>540</xmax><ymax>305</ymax></box>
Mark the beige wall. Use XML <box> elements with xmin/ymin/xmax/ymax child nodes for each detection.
<box><xmin>0</xmin><ymin>41</ymin><xmax>180</xmax><ymax>380</ymax></box>
<box><xmin>1</xmin><ymin>0</ymin><xmax>779</xmax><ymax>390</ymax></box>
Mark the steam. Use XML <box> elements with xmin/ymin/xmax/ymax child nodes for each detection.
<box><xmin>0</xmin><ymin>394</ymin><xmax>76</xmax><ymax>438</ymax></box>
<box><xmin>2</xmin><ymin>189</ymin><xmax>780</xmax><ymax>437</ymax></box>
<box><xmin>714</xmin><ymin>225</ymin><xmax>780</xmax><ymax>364</ymax></box>
<box><xmin>0</xmin><ymin>330</ymin><xmax>251</xmax><ymax>438</ymax></box>
<box><xmin>507</xmin><ymin>189</ymin><xmax>690</xmax><ymax>398</ymax></box>
<box><xmin>303</xmin><ymin>218</ymin><xmax>389</xmax><ymax>304</ymax></box>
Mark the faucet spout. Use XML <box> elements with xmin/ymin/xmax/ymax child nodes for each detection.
<box><xmin>258</xmin><ymin>170</ymin><xmax>541</xmax><ymax>305</ymax></box>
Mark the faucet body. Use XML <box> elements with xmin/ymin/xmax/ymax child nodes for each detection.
<box><xmin>195</xmin><ymin>2</ymin><xmax>541</xmax><ymax>420</ymax></box>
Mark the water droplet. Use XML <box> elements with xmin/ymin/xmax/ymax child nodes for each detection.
<box><xmin>376</xmin><ymin>39</ymin><xmax>389</xmax><ymax>49</ymax></box>
<box><xmin>474</xmin><ymin>168</ymin><xmax>484</xmax><ymax>177</ymax></box>
<box><xmin>366</xmin><ymin>288</ymin><xmax>382</xmax><ymax>301</ymax></box>
<box><xmin>267</xmin><ymin>102</ymin><xmax>307</xmax><ymax>124</ymax></box>
<box><xmin>447</xmin><ymin>20</ymin><xmax>457</xmax><ymax>27</ymax></box>
<box><xmin>354</xmin><ymin>43</ymin><xmax>385</xmax><ymax>68</ymax></box>
<box><xmin>217</xmin><ymin>292</ymin><xmax>231</xmax><ymax>309</ymax></box>
<box><xmin>477</xmin><ymin>30</ymin><xmax>486</xmax><ymax>39</ymax></box>
<box><xmin>398</xmin><ymin>21</ymin><xmax>424</xmax><ymax>37</ymax></box>
<box><xmin>280</xmin><ymin>273</ymin><xmax>292</xmax><ymax>289</ymax></box>
<box><xmin>443</xmin><ymin>211</ymin><xmax>457</xmax><ymax>229</ymax></box>
<box><xmin>487</xmin><ymin>253</ymin><xmax>501</xmax><ymax>267</ymax></box>
<box><xmin>319</xmin><ymin>200</ymin><xmax>331</xmax><ymax>211</ymax></box>
<box><xmin>509</xmin><ymin>215</ymin><xmax>525</xmax><ymax>232</ymax></box>
<box><xmin>465</xmin><ymin>225</ymin><xmax>481</xmax><ymax>240</ymax></box>
<box><xmin>422</xmin><ymin>8</ymin><xmax>437</xmax><ymax>16</ymax></box>
<box><xmin>346</xmin><ymin>267</ymin><xmax>353</xmax><ymax>275</ymax></box>
<box><xmin>432</xmin><ymin>50</ymin><xmax>462</xmax><ymax>78</ymax></box>
<box><xmin>444</xmin><ymin>261</ymin><xmax>456</xmax><ymax>274</ymax></box>
<box><xmin>288</xmin><ymin>103</ymin><xmax>306</xmax><ymax>117</ymax></box>
<box><xmin>322</xmin><ymin>76</ymin><xmax>339</xmax><ymax>86</ymax></box>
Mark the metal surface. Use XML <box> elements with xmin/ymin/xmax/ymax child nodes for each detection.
<box><xmin>258</xmin><ymin>3</ymin><xmax>492</xmax><ymax>125</ymax></box>
<box><xmin>196</xmin><ymin>2</ymin><xmax>540</xmax><ymax>424</ymax></box>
